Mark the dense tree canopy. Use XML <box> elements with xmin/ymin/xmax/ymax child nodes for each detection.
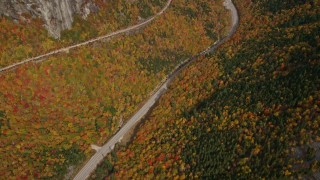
<box><xmin>0</xmin><ymin>0</ymin><xmax>227</xmax><ymax>178</ymax></box>
<box><xmin>105</xmin><ymin>0</ymin><xmax>320</xmax><ymax>179</ymax></box>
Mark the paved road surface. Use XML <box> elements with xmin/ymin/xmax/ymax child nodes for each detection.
<box><xmin>0</xmin><ymin>0</ymin><xmax>172</xmax><ymax>73</ymax></box>
<box><xmin>73</xmin><ymin>0</ymin><xmax>239</xmax><ymax>179</ymax></box>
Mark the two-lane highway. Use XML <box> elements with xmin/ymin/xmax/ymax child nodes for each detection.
<box><xmin>73</xmin><ymin>0</ymin><xmax>239</xmax><ymax>179</ymax></box>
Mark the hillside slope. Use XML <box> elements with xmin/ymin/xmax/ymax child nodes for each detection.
<box><xmin>0</xmin><ymin>0</ymin><xmax>168</xmax><ymax>67</ymax></box>
<box><xmin>109</xmin><ymin>0</ymin><xmax>320</xmax><ymax>178</ymax></box>
<box><xmin>0</xmin><ymin>0</ymin><xmax>228</xmax><ymax>178</ymax></box>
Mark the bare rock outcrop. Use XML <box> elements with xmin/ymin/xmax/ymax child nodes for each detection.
<box><xmin>0</xmin><ymin>0</ymin><xmax>98</xmax><ymax>39</ymax></box>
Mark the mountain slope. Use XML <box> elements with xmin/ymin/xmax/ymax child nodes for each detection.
<box><xmin>0</xmin><ymin>0</ymin><xmax>228</xmax><ymax>178</ymax></box>
<box><xmin>0</xmin><ymin>0</ymin><xmax>168</xmax><ymax>68</ymax></box>
<box><xmin>110</xmin><ymin>0</ymin><xmax>320</xmax><ymax>178</ymax></box>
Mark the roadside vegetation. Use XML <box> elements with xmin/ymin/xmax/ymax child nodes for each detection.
<box><xmin>106</xmin><ymin>0</ymin><xmax>320</xmax><ymax>179</ymax></box>
<box><xmin>0</xmin><ymin>0</ymin><xmax>167</xmax><ymax>68</ymax></box>
<box><xmin>0</xmin><ymin>0</ymin><xmax>228</xmax><ymax>178</ymax></box>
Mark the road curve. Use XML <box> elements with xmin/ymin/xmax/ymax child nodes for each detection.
<box><xmin>73</xmin><ymin>0</ymin><xmax>239</xmax><ymax>179</ymax></box>
<box><xmin>0</xmin><ymin>0</ymin><xmax>172</xmax><ymax>74</ymax></box>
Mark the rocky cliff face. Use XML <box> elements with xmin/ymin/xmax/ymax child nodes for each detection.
<box><xmin>0</xmin><ymin>0</ymin><xmax>98</xmax><ymax>39</ymax></box>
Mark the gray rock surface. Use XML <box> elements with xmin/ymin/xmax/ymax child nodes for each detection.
<box><xmin>0</xmin><ymin>0</ymin><xmax>98</xmax><ymax>38</ymax></box>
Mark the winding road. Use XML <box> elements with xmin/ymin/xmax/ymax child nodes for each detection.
<box><xmin>0</xmin><ymin>0</ymin><xmax>172</xmax><ymax>73</ymax></box>
<box><xmin>73</xmin><ymin>0</ymin><xmax>239</xmax><ymax>179</ymax></box>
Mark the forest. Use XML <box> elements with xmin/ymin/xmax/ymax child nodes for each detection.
<box><xmin>0</xmin><ymin>0</ymin><xmax>168</xmax><ymax>68</ymax></box>
<box><xmin>93</xmin><ymin>0</ymin><xmax>320</xmax><ymax>179</ymax></box>
<box><xmin>0</xmin><ymin>0</ymin><xmax>229</xmax><ymax>178</ymax></box>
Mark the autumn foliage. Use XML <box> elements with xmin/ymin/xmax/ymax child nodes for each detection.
<box><xmin>0</xmin><ymin>0</ymin><xmax>228</xmax><ymax>178</ymax></box>
<box><xmin>107</xmin><ymin>0</ymin><xmax>320</xmax><ymax>179</ymax></box>
<box><xmin>0</xmin><ymin>0</ymin><xmax>168</xmax><ymax>68</ymax></box>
